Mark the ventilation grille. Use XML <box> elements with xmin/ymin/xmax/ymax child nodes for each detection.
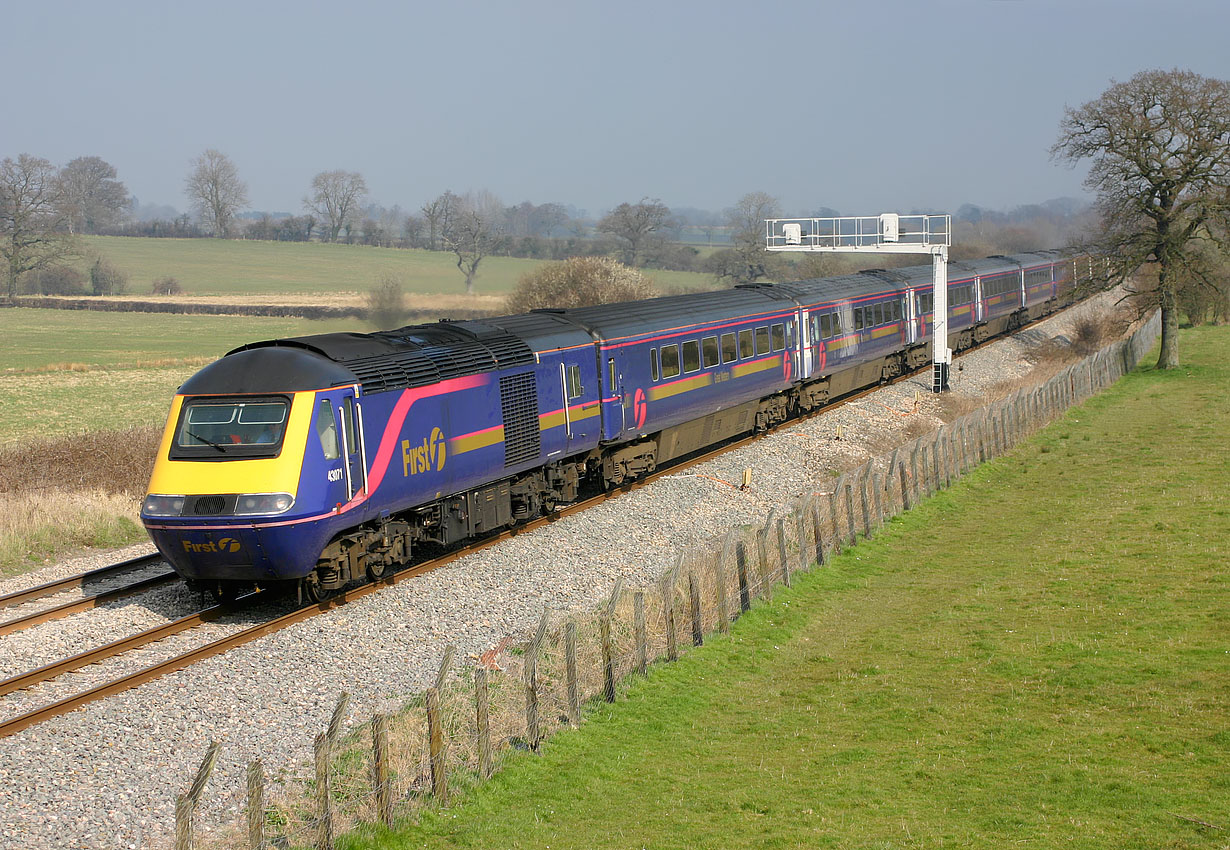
<box><xmin>191</xmin><ymin>495</ymin><xmax>228</xmax><ymax>515</ymax></box>
<box><xmin>500</xmin><ymin>372</ymin><xmax>540</xmax><ymax>468</ymax></box>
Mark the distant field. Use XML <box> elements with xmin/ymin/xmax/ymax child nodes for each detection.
<box><xmin>1</xmin><ymin>307</ymin><xmax>359</xmax><ymax>373</ymax></box>
<box><xmin>0</xmin><ymin>308</ymin><xmax>365</xmax><ymax>444</ymax></box>
<box><xmin>73</xmin><ymin>236</ymin><xmax>713</xmax><ymax>297</ymax></box>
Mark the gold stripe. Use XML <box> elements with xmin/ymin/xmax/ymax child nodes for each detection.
<box><xmin>539</xmin><ymin>410</ymin><xmax>565</xmax><ymax>430</ymax></box>
<box><xmin>571</xmin><ymin>403</ymin><xmax>601</xmax><ymax>422</ymax></box>
<box><xmin>648</xmin><ymin>372</ymin><xmax>714</xmax><ymax>401</ymax></box>
<box><xmin>449</xmin><ymin>426</ymin><xmax>505</xmax><ymax>455</ymax></box>
<box><xmin>730</xmin><ymin>356</ymin><xmax>781</xmax><ymax>378</ymax></box>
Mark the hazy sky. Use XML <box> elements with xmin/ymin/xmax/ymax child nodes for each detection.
<box><xmin>3</xmin><ymin>0</ymin><xmax>1228</xmax><ymax>219</ymax></box>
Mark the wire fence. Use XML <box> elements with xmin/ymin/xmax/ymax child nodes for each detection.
<box><xmin>176</xmin><ymin>309</ymin><xmax>1161</xmax><ymax>850</ymax></box>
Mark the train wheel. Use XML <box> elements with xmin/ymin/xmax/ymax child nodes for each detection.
<box><xmin>301</xmin><ymin>574</ymin><xmax>336</xmax><ymax>604</ymax></box>
<box><xmin>365</xmin><ymin>559</ymin><xmax>387</xmax><ymax>581</ymax></box>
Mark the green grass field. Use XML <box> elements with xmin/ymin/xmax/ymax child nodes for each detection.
<box><xmin>72</xmin><ymin>236</ymin><xmax>712</xmax><ymax>296</ymax></box>
<box><xmin>0</xmin><ymin>308</ymin><xmax>364</xmax><ymax>444</ymax></box>
<box><xmin>343</xmin><ymin>326</ymin><xmax>1229</xmax><ymax>850</ymax></box>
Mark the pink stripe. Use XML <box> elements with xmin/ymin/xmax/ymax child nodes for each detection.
<box><xmin>363</xmin><ymin>374</ymin><xmax>488</xmax><ymax>500</ymax></box>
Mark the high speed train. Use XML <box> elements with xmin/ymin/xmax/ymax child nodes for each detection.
<box><xmin>141</xmin><ymin>250</ymin><xmax>1084</xmax><ymax>600</ymax></box>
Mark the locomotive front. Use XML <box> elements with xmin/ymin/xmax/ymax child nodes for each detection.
<box><xmin>140</xmin><ymin>345</ymin><xmax>363</xmax><ymax>598</ymax></box>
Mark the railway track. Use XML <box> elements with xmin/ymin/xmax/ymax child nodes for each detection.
<box><xmin>0</xmin><ymin>306</ymin><xmax>1073</xmax><ymax>740</ymax></box>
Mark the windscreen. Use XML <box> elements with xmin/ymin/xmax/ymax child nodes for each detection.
<box><xmin>175</xmin><ymin>398</ymin><xmax>289</xmax><ymax>455</ymax></box>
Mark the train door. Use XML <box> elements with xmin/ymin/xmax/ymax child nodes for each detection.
<box><xmin>336</xmin><ymin>391</ymin><xmax>367</xmax><ymax>500</ymax></box>
<box><xmin>600</xmin><ymin>349</ymin><xmax>627</xmax><ymax>439</ymax></box>
<box><xmin>799</xmin><ymin>309</ymin><xmax>813</xmax><ymax>378</ymax></box>
<box><xmin>559</xmin><ymin>357</ymin><xmax>598</xmax><ymax>451</ymax></box>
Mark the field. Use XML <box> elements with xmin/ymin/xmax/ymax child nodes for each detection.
<box><xmin>0</xmin><ymin>308</ymin><xmax>366</xmax><ymax>445</ymax></box>
<box><xmin>342</xmin><ymin>326</ymin><xmax>1229</xmax><ymax>850</ymax></box>
<box><xmin>70</xmin><ymin>236</ymin><xmax>712</xmax><ymax>297</ymax></box>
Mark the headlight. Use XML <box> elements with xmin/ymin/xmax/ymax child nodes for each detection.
<box><xmin>234</xmin><ymin>493</ymin><xmax>295</xmax><ymax>515</ymax></box>
<box><xmin>142</xmin><ymin>495</ymin><xmax>186</xmax><ymax>517</ymax></box>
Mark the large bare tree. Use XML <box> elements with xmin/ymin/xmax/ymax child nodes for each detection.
<box><xmin>442</xmin><ymin>190</ymin><xmax>505</xmax><ymax>295</ymax></box>
<box><xmin>1</xmin><ymin>154</ymin><xmax>76</xmax><ymax>300</ymax></box>
<box><xmin>305</xmin><ymin>170</ymin><xmax>368</xmax><ymax>242</ymax></box>
<box><xmin>420</xmin><ymin>190</ymin><xmax>458</xmax><ymax>251</ymax></box>
<box><xmin>721</xmin><ymin>191</ymin><xmax>782</xmax><ymax>285</ymax></box>
<box><xmin>57</xmin><ymin>156</ymin><xmax>130</xmax><ymax>234</ymax></box>
<box><xmin>1053</xmin><ymin>68</ymin><xmax>1230</xmax><ymax>368</ymax></box>
<box><xmin>597</xmin><ymin>197</ymin><xmax>674</xmax><ymax>266</ymax></box>
<box><xmin>185</xmin><ymin>149</ymin><xmax>249</xmax><ymax>238</ymax></box>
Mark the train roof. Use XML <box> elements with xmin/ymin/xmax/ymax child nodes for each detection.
<box><xmin>558</xmin><ymin>288</ymin><xmax>793</xmax><ymax>341</ymax></box>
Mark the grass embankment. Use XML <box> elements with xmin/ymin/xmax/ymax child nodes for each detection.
<box><xmin>345</xmin><ymin>326</ymin><xmax>1228</xmax><ymax>850</ymax></box>
<box><xmin>74</xmin><ymin>236</ymin><xmax>711</xmax><ymax>297</ymax></box>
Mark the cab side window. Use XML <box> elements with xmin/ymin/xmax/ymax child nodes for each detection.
<box><xmin>650</xmin><ymin>348</ymin><xmax>659</xmax><ymax>381</ymax></box>
<box><xmin>566</xmin><ymin>364</ymin><xmax>584</xmax><ymax>399</ymax></box>
<box><xmin>316</xmin><ymin>399</ymin><xmax>340</xmax><ymax>460</ymax></box>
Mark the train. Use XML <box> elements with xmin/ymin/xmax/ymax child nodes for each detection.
<box><xmin>140</xmin><ymin>250</ymin><xmax>1087</xmax><ymax>601</ymax></box>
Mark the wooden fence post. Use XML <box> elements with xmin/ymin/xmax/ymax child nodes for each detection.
<box><xmin>425</xmin><ymin>688</ymin><xmax>447</xmax><ymax>804</ymax></box>
<box><xmin>872</xmin><ymin>472</ymin><xmax>884</xmax><ymax>531</ymax></box>
<box><xmin>314</xmin><ymin>733</ymin><xmax>333</xmax><ymax>850</ymax></box>
<box><xmin>909</xmin><ymin>445</ymin><xmax>921</xmax><ymax>504</ymax></box>
<box><xmin>563</xmin><ymin>622</ymin><xmax>579</xmax><ymax>726</ymax></box>
<box><xmin>601</xmin><ymin>578</ymin><xmax>622</xmax><ymax>702</ymax></box>
<box><xmin>688</xmin><ymin>572</ymin><xmax>703</xmax><ymax>646</ymax></box>
<box><xmin>898</xmin><ymin>459</ymin><xmax>912</xmax><ymax>511</ymax></box>
<box><xmin>634</xmin><ymin>590</ymin><xmax>648</xmax><ymax>673</ymax></box>
<box><xmin>246</xmin><ymin>758</ymin><xmax>264</xmax><ymax>850</ymax></box>
<box><xmin>810</xmin><ymin>496</ymin><xmax>826</xmax><ymax>566</ymax></box>
<box><xmin>715</xmin><ymin>534</ymin><xmax>732</xmax><ymax>631</ymax></box>
<box><xmin>474</xmin><ymin>674</ymin><xmax>494</xmax><ymax>777</ymax></box>
<box><xmin>476</xmin><ymin>666</ymin><xmax>493</xmax><ymax>777</ymax></box>
<box><xmin>371</xmin><ymin>715</ymin><xmax>392</xmax><ymax>829</ymax></box>
<box><xmin>735</xmin><ymin>541</ymin><xmax>751</xmax><ymax>614</ymax></box>
<box><xmin>828</xmin><ymin>476</ymin><xmax>844</xmax><ymax>556</ymax></box>
<box><xmin>793</xmin><ymin>507</ymin><xmax>807</xmax><ymax>574</ymax></box>
<box><xmin>844</xmin><ymin>480</ymin><xmax>857</xmax><ymax>547</ymax></box>
<box><xmin>661</xmin><ymin>570</ymin><xmax>679</xmax><ymax>661</ymax></box>
<box><xmin>858</xmin><ymin>468</ymin><xmax>872</xmax><ymax>537</ymax></box>
<box><xmin>524</xmin><ymin>612</ymin><xmax>547</xmax><ymax>752</ymax></box>
<box><xmin>175</xmin><ymin>741</ymin><xmax>220</xmax><ymax>850</ymax></box>
<box><xmin>776</xmin><ymin>517</ymin><xmax>791</xmax><ymax>587</ymax></box>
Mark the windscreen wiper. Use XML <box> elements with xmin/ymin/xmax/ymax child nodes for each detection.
<box><xmin>187</xmin><ymin>430</ymin><xmax>227</xmax><ymax>453</ymax></box>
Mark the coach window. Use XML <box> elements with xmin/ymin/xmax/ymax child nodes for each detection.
<box><xmin>721</xmin><ymin>332</ymin><xmax>737</xmax><ymax>363</ymax></box>
<box><xmin>820</xmin><ymin>314</ymin><xmax>832</xmax><ymax>339</ymax></box>
<box><xmin>682</xmin><ymin>340</ymin><xmax>700</xmax><ymax>373</ymax></box>
<box><xmin>566</xmin><ymin>365</ymin><xmax>583</xmax><ymax>399</ymax></box>
<box><xmin>702</xmin><ymin>335</ymin><xmax>720</xmax><ymax>368</ymax></box>
<box><xmin>739</xmin><ymin>329</ymin><xmax>755</xmax><ymax>359</ymax></box>
<box><xmin>755</xmin><ymin>326</ymin><xmax>771</xmax><ymax>356</ymax></box>
<box><xmin>875</xmin><ymin>304</ymin><xmax>885</xmax><ymax>326</ymax></box>
<box><xmin>650</xmin><ymin>348</ymin><xmax>659</xmax><ymax>381</ymax></box>
<box><xmin>316</xmin><ymin>400</ymin><xmax>340</xmax><ymax>460</ymax></box>
<box><xmin>661</xmin><ymin>344</ymin><xmax>681</xmax><ymax>379</ymax></box>
<box><xmin>771</xmin><ymin>323</ymin><xmax>786</xmax><ymax>351</ymax></box>
<box><xmin>854</xmin><ymin>308</ymin><xmax>864</xmax><ymax>331</ymax></box>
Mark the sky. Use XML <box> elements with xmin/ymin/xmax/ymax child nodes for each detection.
<box><xmin>3</xmin><ymin>0</ymin><xmax>1228</xmax><ymax>220</ymax></box>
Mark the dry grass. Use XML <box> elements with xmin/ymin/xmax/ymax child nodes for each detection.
<box><xmin>0</xmin><ymin>427</ymin><xmax>162</xmax><ymax>496</ymax></box>
<box><xmin>0</xmin><ymin>488</ymin><xmax>144</xmax><ymax>576</ymax></box>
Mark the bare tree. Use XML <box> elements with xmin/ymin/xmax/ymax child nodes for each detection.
<box><xmin>718</xmin><ymin>191</ymin><xmax>782</xmax><ymax>285</ymax></box>
<box><xmin>0</xmin><ymin>154</ymin><xmax>76</xmax><ymax>300</ymax></box>
<box><xmin>185</xmin><ymin>149</ymin><xmax>249</xmax><ymax>238</ymax></box>
<box><xmin>597</xmin><ymin>197</ymin><xmax>674</xmax><ymax>266</ymax></box>
<box><xmin>1053</xmin><ymin>68</ymin><xmax>1230</xmax><ymax>368</ymax></box>
<box><xmin>57</xmin><ymin>156</ymin><xmax>130</xmax><ymax>234</ymax></box>
<box><xmin>442</xmin><ymin>190</ymin><xmax>505</xmax><ymax>295</ymax></box>
<box><xmin>420</xmin><ymin>190</ymin><xmax>459</xmax><ymax>251</ymax></box>
<box><xmin>305</xmin><ymin>170</ymin><xmax>368</xmax><ymax>242</ymax></box>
